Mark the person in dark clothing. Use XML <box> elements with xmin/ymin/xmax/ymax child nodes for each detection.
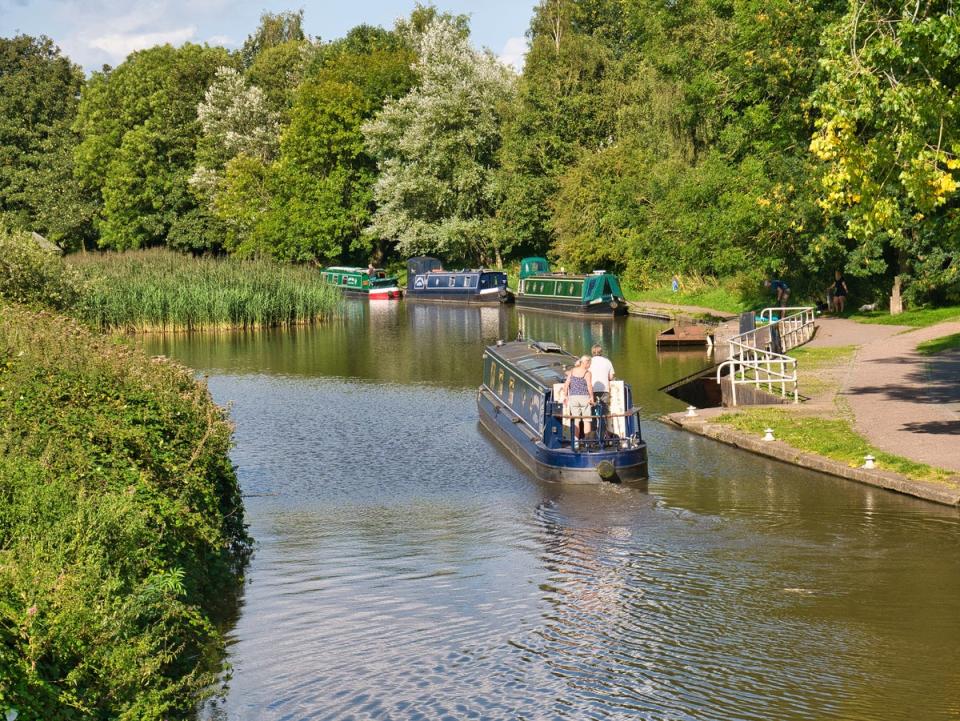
<box><xmin>764</xmin><ymin>278</ymin><xmax>790</xmax><ymax>308</ymax></box>
<box><xmin>829</xmin><ymin>271</ymin><xmax>849</xmax><ymax>313</ymax></box>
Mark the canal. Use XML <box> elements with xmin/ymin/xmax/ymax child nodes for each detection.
<box><xmin>147</xmin><ymin>302</ymin><xmax>960</xmax><ymax>721</ymax></box>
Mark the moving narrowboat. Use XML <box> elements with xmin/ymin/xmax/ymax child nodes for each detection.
<box><xmin>320</xmin><ymin>266</ymin><xmax>402</xmax><ymax>300</ymax></box>
<box><xmin>477</xmin><ymin>339</ymin><xmax>648</xmax><ymax>484</ymax></box>
<box><xmin>515</xmin><ymin>257</ymin><xmax>628</xmax><ymax>316</ymax></box>
<box><xmin>405</xmin><ymin>256</ymin><xmax>514</xmax><ymax>304</ymax></box>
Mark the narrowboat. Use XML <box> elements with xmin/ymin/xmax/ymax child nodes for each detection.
<box><xmin>515</xmin><ymin>257</ymin><xmax>628</xmax><ymax>316</ymax></box>
<box><xmin>477</xmin><ymin>339</ymin><xmax>648</xmax><ymax>484</ymax></box>
<box><xmin>320</xmin><ymin>266</ymin><xmax>402</xmax><ymax>300</ymax></box>
<box><xmin>405</xmin><ymin>256</ymin><xmax>514</xmax><ymax>304</ymax></box>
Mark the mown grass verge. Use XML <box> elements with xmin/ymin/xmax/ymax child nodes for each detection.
<box><xmin>850</xmin><ymin>305</ymin><xmax>960</xmax><ymax>327</ymax></box>
<box><xmin>68</xmin><ymin>249</ymin><xmax>343</xmax><ymax>332</ymax></box>
<box><xmin>714</xmin><ymin>408</ymin><xmax>953</xmax><ymax>484</ymax></box>
<box><xmin>625</xmin><ymin>283</ymin><xmax>750</xmax><ymax>314</ymax></box>
<box><xmin>0</xmin><ymin>303</ymin><xmax>251</xmax><ymax>720</ymax></box>
<box><xmin>916</xmin><ymin>332</ymin><xmax>960</xmax><ymax>355</ymax></box>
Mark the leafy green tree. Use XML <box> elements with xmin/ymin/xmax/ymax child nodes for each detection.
<box><xmin>257</xmin><ymin>26</ymin><xmax>416</xmax><ymax>263</ymax></box>
<box><xmin>0</xmin><ymin>35</ymin><xmax>95</xmax><ymax>249</ymax></box>
<box><xmin>246</xmin><ymin>39</ymin><xmax>310</xmax><ymax>121</ymax></box>
<box><xmin>812</xmin><ymin>1</ymin><xmax>960</xmax><ymax>308</ymax></box>
<box><xmin>364</xmin><ymin>17</ymin><xmax>516</xmax><ymax>265</ymax></box>
<box><xmin>73</xmin><ymin>44</ymin><xmax>233</xmax><ymax>251</ymax></box>
<box><xmin>240</xmin><ymin>10</ymin><xmax>306</xmax><ymax>68</ymax></box>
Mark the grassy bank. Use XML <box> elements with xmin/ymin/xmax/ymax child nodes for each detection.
<box><xmin>916</xmin><ymin>332</ymin><xmax>960</xmax><ymax>355</ymax></box>
<box><xmin>851</xmin><ymin>305</ymin><xmax>960</xmax><ymax>327</ymax></box>
<box><xmin>0</xmin><ymin>303</ymin><xmax>250</xmax><ymax>720</ymax></box>
<box><xmin>715</xmin><ymin>408</ymin><xmax>953</xmax><ymax>483</ymax></box>
<box><xmin>68</xmin><ymin>249</ymin><xmax>342</xmax><ymax>332</ymax></box>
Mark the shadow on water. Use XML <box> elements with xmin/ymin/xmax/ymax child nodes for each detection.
<box><xmin>141</xmin><ymin>304</ymin><xmax>960</xmax><ymax>721</ymax></box>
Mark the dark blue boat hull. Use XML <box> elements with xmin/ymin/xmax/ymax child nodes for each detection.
<box><xmin>477</xmin><ymin>388</ymin><xmax>648</xmax><ymax>484</ymax></box>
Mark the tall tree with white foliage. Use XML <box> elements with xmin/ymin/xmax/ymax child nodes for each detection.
<box><xmin>363</xmin><ymin>17</ymin><xmax>515</xmax><ymax>266</ymax></box>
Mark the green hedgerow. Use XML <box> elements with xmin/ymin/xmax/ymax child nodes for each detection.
<box><xmin>0</xmin><ymin>226</ymin><xmax>86</xmax><ymax>310</ymax></box>
<box><xmin>0</xmin><ymin>303</ymin><xmax>251</xmax><ymax>720</ymax></box>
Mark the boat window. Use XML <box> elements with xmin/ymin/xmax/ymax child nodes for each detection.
<box><xmin>428</xmin><ymin>276</ymin><xmax>440</xmax><ymax>288</ymax></box>
<box><xmin>467</xmin><ymin>276</ymin><xmax>477</xmax><ymax>288</ymax></box>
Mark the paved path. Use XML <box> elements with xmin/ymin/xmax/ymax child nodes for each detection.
<box><xmin>823</xmin><ymin>319</ymin><xmax>960</xmax><ymax>472</ymax></box>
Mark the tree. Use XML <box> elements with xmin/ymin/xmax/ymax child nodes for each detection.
<box><xmin>811</xmin><ymin>1</ymin><xmax>960</xmax><ymax>309</ymax></box>
<box><xmin>364</xmin><ymin>17</ymin><xmax>516</xmax><ymax>266</ymax></box>
<box><xmin>0</xmin><ymin>35</ymin><xmax>94</xmax><ymax>249</ymax></box>
<box><xmin>73</xmin><ymin>44</ymin><xmax>233</xmax><ymax>250</ymax></box>
<box><xmin>240</xmin><ymin>10</ymin><xmax>306</xmax><ymax>68</ymax></box>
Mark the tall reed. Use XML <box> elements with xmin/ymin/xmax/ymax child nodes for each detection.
<box><xmin>68</xmin><ymin>249</ymin><xmax>343</xmax><ymax>332</ymax></box>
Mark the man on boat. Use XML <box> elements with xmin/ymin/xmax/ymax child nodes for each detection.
<box><xmin>589</xmin><ymin>344</ymin><xmax>614</xmax><ymax>406</ymax></box>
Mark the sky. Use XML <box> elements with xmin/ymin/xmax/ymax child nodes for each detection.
<box><xmin>0</xmin><ymin>0</ymin><xmax>537</xmax><ymax>71</ymax></box>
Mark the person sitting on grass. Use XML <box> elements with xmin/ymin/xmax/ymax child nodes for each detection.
<box><xmin>764</xmin><ymin>278</ymin><xmax>790</xmax><ymax>308</ymax></box>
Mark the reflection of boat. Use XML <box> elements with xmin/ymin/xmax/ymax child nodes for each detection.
<box><xmin>405</xmin><ymin>256</ymin><xmax>514</xmax><ymax>304</ymax></box>
<box><xmin>477</xmin><ymin>340</ymin><xmax>647</xmax><ymax>483</ymax></box>
<box><xmin>515</xmin><ymin>257</ymin><xmax>628</xmax><ymax>317</ymax></box>
<box><xmin>320</xmin><ymin>266</ymin><xmax>402</xmax><ymax>300</ymax></box>
<box><xmin>656</xmin><ymin>324</ymin><xmax>713</xmax><ymax>347</ymax></box>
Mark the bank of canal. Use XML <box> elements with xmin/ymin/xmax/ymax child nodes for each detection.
<box><xmin>147</xmin><ymin>302</ymin><xmax>960</xmax><ymax>721</ymax></box>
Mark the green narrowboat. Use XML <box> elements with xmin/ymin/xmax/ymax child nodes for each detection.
<box><xmin>515</xmin><ymin>257</ymin><xmax>627</xmax><ymax>316</ymax></box>
<box><xmin>320</xmin><ymin>266</ymin><xmax>402</xmax><ymax>300</ymax></box>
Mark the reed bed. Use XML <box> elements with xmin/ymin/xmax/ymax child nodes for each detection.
<box><xmin>68</xmin><ymin>249</ymin><xmax>343</xmax><ymax>332</ymax></box>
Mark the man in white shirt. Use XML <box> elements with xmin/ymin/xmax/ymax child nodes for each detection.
<box><xmin>589</xmin><ymin>344</ymin><xmax>614</xmax><ymax>405</ymax></box>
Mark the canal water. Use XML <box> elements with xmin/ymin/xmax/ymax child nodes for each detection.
<box><xmin>147</xmin><ymin>302</ymin><xmax>960</xmax><ymax>721</ymax></box>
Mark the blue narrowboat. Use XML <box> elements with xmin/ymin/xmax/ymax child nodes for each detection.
<box><xmin>515</xmin><ymin>257</ymin><xmax>628</xmax><ymax>316</ymax></box>
<box><xmin>477</xmin><ymin>340</ymin><xmax>648</xmax><ymax>484</ymax></box>
<box><xmin>406</xmin><ymin>256</ymin><xmax>514</xmax><ymax>305</ymax></box>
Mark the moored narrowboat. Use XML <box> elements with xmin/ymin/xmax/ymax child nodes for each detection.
<box><xmin>515</xmin><ymin>257</ymin><xmax>627</xmax><ymax>316</ymax></box>
<box><xmin>320</xmin><ymin>266</ymin><xmax>402</xmax><ymax>300</ymax></box>
<box><xmin>477</xmin><ymin>339</ymin><xmax>648</xmax><ymax>484</ymax></box>
<box><xmin>406</xmin><ymin>256</ymin><xmax>514</xmax><ymax>304</ymax></box>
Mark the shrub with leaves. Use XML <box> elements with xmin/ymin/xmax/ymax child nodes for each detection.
<box><xmin>0</xmin><ymin>225</ymin><xmax>84</xmax><ymax>309</ymax></box>
<box><xmin>0</xmin><ymin>304</ymin><xmax>251</xmax><ymax>720</ymax></box>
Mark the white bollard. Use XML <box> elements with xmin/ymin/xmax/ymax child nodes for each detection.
<box><xmin>686</xmin><ymin>406</ymin><xmax>698</xmax><ymax>417</ymax></box>
<box><xmin>763</xmin><ymin>428</ymin><xmax>775</xmax><ymax>442</ymax></box>
<box><xmin>863</xmin><ymin>455</ymin><xmax>876</xmax><ymax>469</ymax></box>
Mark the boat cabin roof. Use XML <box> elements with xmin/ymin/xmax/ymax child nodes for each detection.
<box><xmin>487</xmin><ymin>340</ymin><xmax>574</xmax><ymax>389</ymax></box>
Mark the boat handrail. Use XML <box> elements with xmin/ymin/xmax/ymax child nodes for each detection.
<box><xmin>553</xmin><ymin>406</ymin><xmax>643</xmax><ymax>420</ymax></box>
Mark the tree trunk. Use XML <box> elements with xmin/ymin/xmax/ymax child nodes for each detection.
<box><xmin>495</xmin><ymin>247</ymin><xmax>503</xmax><ymax>270</ymax></box>
<box><xmin>889</xmin><ymin>275</ymin><xmax>903</xmax><ymax>315</ymax></box>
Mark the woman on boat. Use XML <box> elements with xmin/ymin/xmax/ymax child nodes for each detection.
<box><xmin>563</xmin><ymin>356</ymin><xmax>594</xmax><ymax>443</ymax></box>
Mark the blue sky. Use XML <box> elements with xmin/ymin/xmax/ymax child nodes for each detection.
<box><xmin>0</xmin><ymin>0</ymin><xmax>537</xmax><ymax>71</ymax></box>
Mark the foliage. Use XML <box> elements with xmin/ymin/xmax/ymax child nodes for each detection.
<box><xmin>364</xmin><ymin>17</ymin><xmax>516</xmax><ymax>265</ymax></box>
<box><xmin>715</xmin><ymin>408</ymin><xmax>953</xmax><ymax>482</ymax></box>
<box><xmin>811</xmin><ymin>2</ymin><xmax>960</xmax><ymax>306</ymax></box>
<box><xmin>627</xmin><ymin>275</ymin><xmax>752</xmax><ymax>314</ymax></box>
<box><xmin>259</xmin><ymin>29</ymin><xmax>416</xmax><ymax>263</ymax></box>
<box><xmin>240</xmin><ymin>10</ymin><xmax>306</xmax><ymax>68</ymax></box>
<box><xmin>0</xmin><ymin>225</ymin><xmax>85</xmax><ymax>309</ymax></box>
<box><xmin>0</xmin><ymin>35</ymin><xmax>95</xmax><ymax>249</ymax></box>
<box><xmin>68</xmin><ymin>248</ymin><xmax>342</xmax><ymax>332</ymax></box>
<box><xmin>916</xmin><ymin>332</ymin><xmax>960</xmax><ymax>355</ymax></box>
<box><xmin>0</xmin><ymin>303</ymin><xmax>250</xmax><ymax>719</ymax></box>
<box><xmin>72</xmin><ymin>44</ymin><xmax>233</xmax><ymax>251</ymax></box>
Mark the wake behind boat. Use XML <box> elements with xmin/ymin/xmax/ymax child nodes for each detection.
<box><xmin>477</xmin><ymin>339</ymin><xmax>648</xmax><ymax>483</ymax></box>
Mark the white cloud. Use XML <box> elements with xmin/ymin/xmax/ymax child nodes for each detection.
<box><xmin>89</xmin><ymin>25</ymin><xmax>197</xmax><ymax>59</ymax></box>
<box><xmin>497</xmin><ymin>36</ymin><xmax>528</xmax><ymax>72</ymax></box>
<box><xmin>206</xmin><ymin>34</ymin><xmax>234</xmax><ymax>47</ymax></box>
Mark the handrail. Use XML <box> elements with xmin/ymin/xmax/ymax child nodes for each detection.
<box><xmin>719</xmin><ymin>306</ymin><xmax>815</xmax><ymax>406</ymax></box>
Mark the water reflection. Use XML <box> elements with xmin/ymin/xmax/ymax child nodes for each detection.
<box><xmin>148</xmin><ymin>304</ymin><xmax>960</xmax><ymax>721</ymax></box>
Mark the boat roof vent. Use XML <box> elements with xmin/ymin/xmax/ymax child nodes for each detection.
<box><xmin>592</xmin><ymin>269</ymin><xmax>606</xmax><ymax>275</ymax></box>
<box><xmin>529</xmin><ymin>340</ymin><xmax>562</xmax><ymax>353</ymax></box>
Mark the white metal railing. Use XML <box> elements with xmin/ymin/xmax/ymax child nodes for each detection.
<box><xmin>717</xmin><ymin>307</ymin><xmax>815</xmax><ymax>406</ymax></box>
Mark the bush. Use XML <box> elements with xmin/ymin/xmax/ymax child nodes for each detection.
<box><xmin>0</xmin><ymin>226</ymin><xmax>85</xmax><ymax>310</ymax></box>
<box><xmin>0</xmin><ymin>304</ymin><xmax>250</xmax><ymax>720</ymax></box>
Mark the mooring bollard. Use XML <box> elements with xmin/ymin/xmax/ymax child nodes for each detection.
<box><xmin>763</xmin><ymin>428</ymin><xmax>775</xmax><ymax>442</ymax></box>
<box><xmin>686</xmin><ymin>406</ymin><xmax>697</xmax><ymax>417</ymax></box>
<box><xmin>863</xmin><ymin>455</ymin><xmax>876</xmax><ymax>469</ymax></box>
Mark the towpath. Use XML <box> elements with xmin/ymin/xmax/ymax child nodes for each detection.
<box><xmin>808</xmin><ymin>317</ymin><xmax>960</xmax><ymax>472</ymax></box>
<box><xmin>627</xmin><ymin>300</ymin><xmax>735</xmax><ymax>320</ymax></box>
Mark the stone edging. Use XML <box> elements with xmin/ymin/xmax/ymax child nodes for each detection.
<box><xmin>661</xmin><ymin>412</ymin><xmax>960</xmax><ymax>507</ymax></box>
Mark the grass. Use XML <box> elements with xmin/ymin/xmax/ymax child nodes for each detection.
<box><xmin>850</xmin><ymin>304</ymin><xmax>960</xmax><ymax>327</ymax></box>
<box><xmin>0</xmin><ymin>302</ymin><xmax>250</xmax><ymax>719</ymax></box>
<box><xmin>68</xmin><ymin>248</ymin><xmax>343</xmax><ymax>332</ymax></box>
<box><xmin>626</xmin><ymin>284</ymin><xmax>750</xmax><ymax>314</ymax></box>
<box><xmin>715</xmin><ymin>408</ymin><xmax>954</xmax><ymax>483</ymax></box>
<box><xmin>916</xmin><ymin>332</ymin><xmax>960</xmax><ymax>355</ymax></box>
<box><xmin>790</xmin><ymin>345</ymin><xmax>856</xmax><ymax>368</ymax></box>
